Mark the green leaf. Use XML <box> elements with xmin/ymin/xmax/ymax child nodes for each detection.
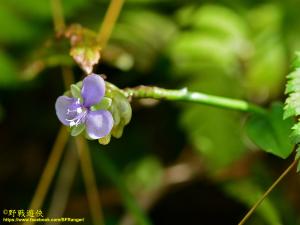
<box><xmin>296</xmin><ymin>147</ymin><xmax>300</xmax><ymax>173</ymax></box>
<box><xmin>246</xmin><ymin>103</ymin><xmax>294</xmax><ymax>159</ymax></box>
<box><xmin>70</xmin><ymin>124</ymin><xmax>85</xmax><ymax>136</ymax></box>
<box><xmin>0</xmin><ymin>50</ymin><xmax>19</xmax><ymax>87</ymax></box>
<box><xmin>290</xmin><ymin>123</ymin><xmax>300</xmax><ymax>144</ymax></box>
<box><xmin>284</xmin><ymin>52</ymin><xmax>300</xmax><ymax>147</ymax></box>
<box><xmin>284</xmin><ymin>53</ymin><xmax>300</xmax><ymax>119</ymax></box>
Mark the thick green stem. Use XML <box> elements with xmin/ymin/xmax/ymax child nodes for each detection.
<box><xmin>124</xmin><ymin>86</ymin><xmax>266</xmax><ymax>115</ymax></box>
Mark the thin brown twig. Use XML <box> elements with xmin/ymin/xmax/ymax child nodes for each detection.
<box><xmin>237</xmin><ymin>159</ymin><xmax>298</xmax><ymax>225</ymax></box>
<box><xmin>75</xmin><ymin>136</ymin><xmax>105</xmax><ymax>225</ymax></box>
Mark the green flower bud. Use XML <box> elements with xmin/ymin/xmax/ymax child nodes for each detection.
<box><xmin>98</xmin><ymin>134</ymin><xmax>111</xmax><ymax>145</ymax></box>
<box><xmin>105</xmin><ymin>82</ymin><xmax>132</xmax><ymax>139</ymax></box>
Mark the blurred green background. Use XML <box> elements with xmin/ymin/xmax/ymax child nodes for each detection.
<box><xmin>1</xmin><ymin>0</ymin><xmax>300</xmax><ymax>224</ymax></box>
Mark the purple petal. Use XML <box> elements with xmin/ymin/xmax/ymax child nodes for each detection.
<box><xmin>85</xmin><ymin>110</ymin><xmax>113</xmax><ymax>139</ymax></box>
<box><xmin>81</xmin><ymin>74</ymin><xmax>105</xmax><ymax>108</ymax></box>
<box><xmin>55</xmin><ymin>96</ymin><xmax>76</xmax><ymax>125</ymax></box>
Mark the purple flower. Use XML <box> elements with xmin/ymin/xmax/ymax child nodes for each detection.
<box><xmin>55</xmin><ymin>74</ymin><xmax>114</xmax><ymax>139</ymax></box>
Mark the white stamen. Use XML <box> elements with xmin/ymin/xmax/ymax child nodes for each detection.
<box><xmin>77</xmin><ymin>108</ymin><xmax>82</xmax><ymax>113</ymax></box>
<box><xmin>66</xmin><ymin>108</ymin><xmax>88</xmax><ymax>128</ymax></box>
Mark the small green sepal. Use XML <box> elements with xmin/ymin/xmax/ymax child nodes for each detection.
<box><xmin>70</xmin><ymin>123</ymin><xmax>85</xmax><ymax>136</ymax></box>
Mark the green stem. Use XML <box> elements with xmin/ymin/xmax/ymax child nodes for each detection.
<box><xmin>24</xmin><ymin>126</ymin><xmax>68</xmax><ymax>225</ymax></box>
<box><xmin>97</xmin><ymin>0</ymin><xmax>125</xmax><ymax>48</ymax></box>
<box><xmin>75</xmin><ymin>136</ymin><xmax>105</xmax><ymax>225</ymax></box>
<box><xmin>124</xmin><ymin>86</ymin><xmax>266</xmax><ymax>115</ymax></box>
<box><xmin>50</xmin><ymin>0</ymin><xmax>65</xmax><ymax>35</ymax></box>
<box><xmin>46</xmin><ymin>142</ymin><xmax>78</xmax><ymax>222</ymax></box>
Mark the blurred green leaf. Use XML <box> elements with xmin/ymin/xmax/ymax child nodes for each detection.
<box><xmin>168</xmin><ymin>33</ymin><xmax>239</xmax><ymax>75</ymax></box>
<box><xmin>0</xmin><ymin>50</ymin><xmax>19</xmax><ymax>87</ymax></box>
<box><xmin>91</xmin><ymin>149</ymin><xmax>152</xmax><ymax>225</ymax></box>
<box><xmin>4</xmin><ymin>0</ymin><xmax>90</xmax><ymax>20</ymax></box>
<box><xmin>246</xmin><ymin>103</ymin><xmax>293</xmax><ymax>159</ymax></box>
<box><xmin>108</xmin><ymin>10</ymin><xmax>176</xmax><ymax>72</ymax></box>
<box><xmin>188</xmin><ymin>4</ymin><xmax>248</xmax><ymax>40</ymax></box>
<box><xmin>180</xmin><ymin>72</ymin><xmax>245</xmax><ymax>170</ymax></box>
<box><xmin>170</xmin><ymin>4</ymin><xmax>250</xmax><ymax>171</ymax></box>
<box><xmin>246</xmin><ymin>4</ymin><xmax>286</xmax><ymax>102</ymax></box>
<box><xmin>5</xmin><ymin>0</ymin><xmax>52</xmax><ymax>19</ymax></box>
<box><xmin>124</xmin><ymin>156</ymin><xmax>163</xmax><ymax>192</ymax></box>
<box><xmin>20</xmin><ymin>38</ymin><xmax>73</xmax><ymax>80</ymax></box>
<box><xmin>0</xmin><ymin>4</ymin><xmax>37</xmax><ymax>44</ymax></box>
<box><xmin>169</xmin><ymin>4</ymin><xmax>251</xmax><ymax>76</ymax></box>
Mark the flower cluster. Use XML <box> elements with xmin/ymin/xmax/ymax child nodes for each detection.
<box><xmin>55</xmin><ymin>74</ymin><xmax>114</xmax><ymax>139</ymax></box>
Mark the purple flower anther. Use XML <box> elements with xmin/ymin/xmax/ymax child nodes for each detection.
<box><xmin>55</xmin><ymin>74</ymin><xmax>113</xmax><ymax>139</ymax></box>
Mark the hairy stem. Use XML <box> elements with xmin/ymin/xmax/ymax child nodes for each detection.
<box><xmin>24</xmin><ymin>126</ymin><xmax>68</xmax><ymax>225</ymax></box>
<box><xmin>51</xmin><ymin>0</ymin><xmax>65</xmax><ymax>34</ymax></box>
<box><xmin>238</xmin><ymin>159</ymin><xmax>298</xmax><ymax>225</ymax></box>
<box><xmin>124</xmin><ymin>86</ymin><xmax>266</xmax><ymax>115</ymax></box>
<box><xmin>75</xmin><ymin>136</ymin><xmax>105</xmax><ymax>225</ymax></box>
<box><xmin>97</xmin><ymin>0</ymin><xmax>125</xmax><ymax>48</ymax></box>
